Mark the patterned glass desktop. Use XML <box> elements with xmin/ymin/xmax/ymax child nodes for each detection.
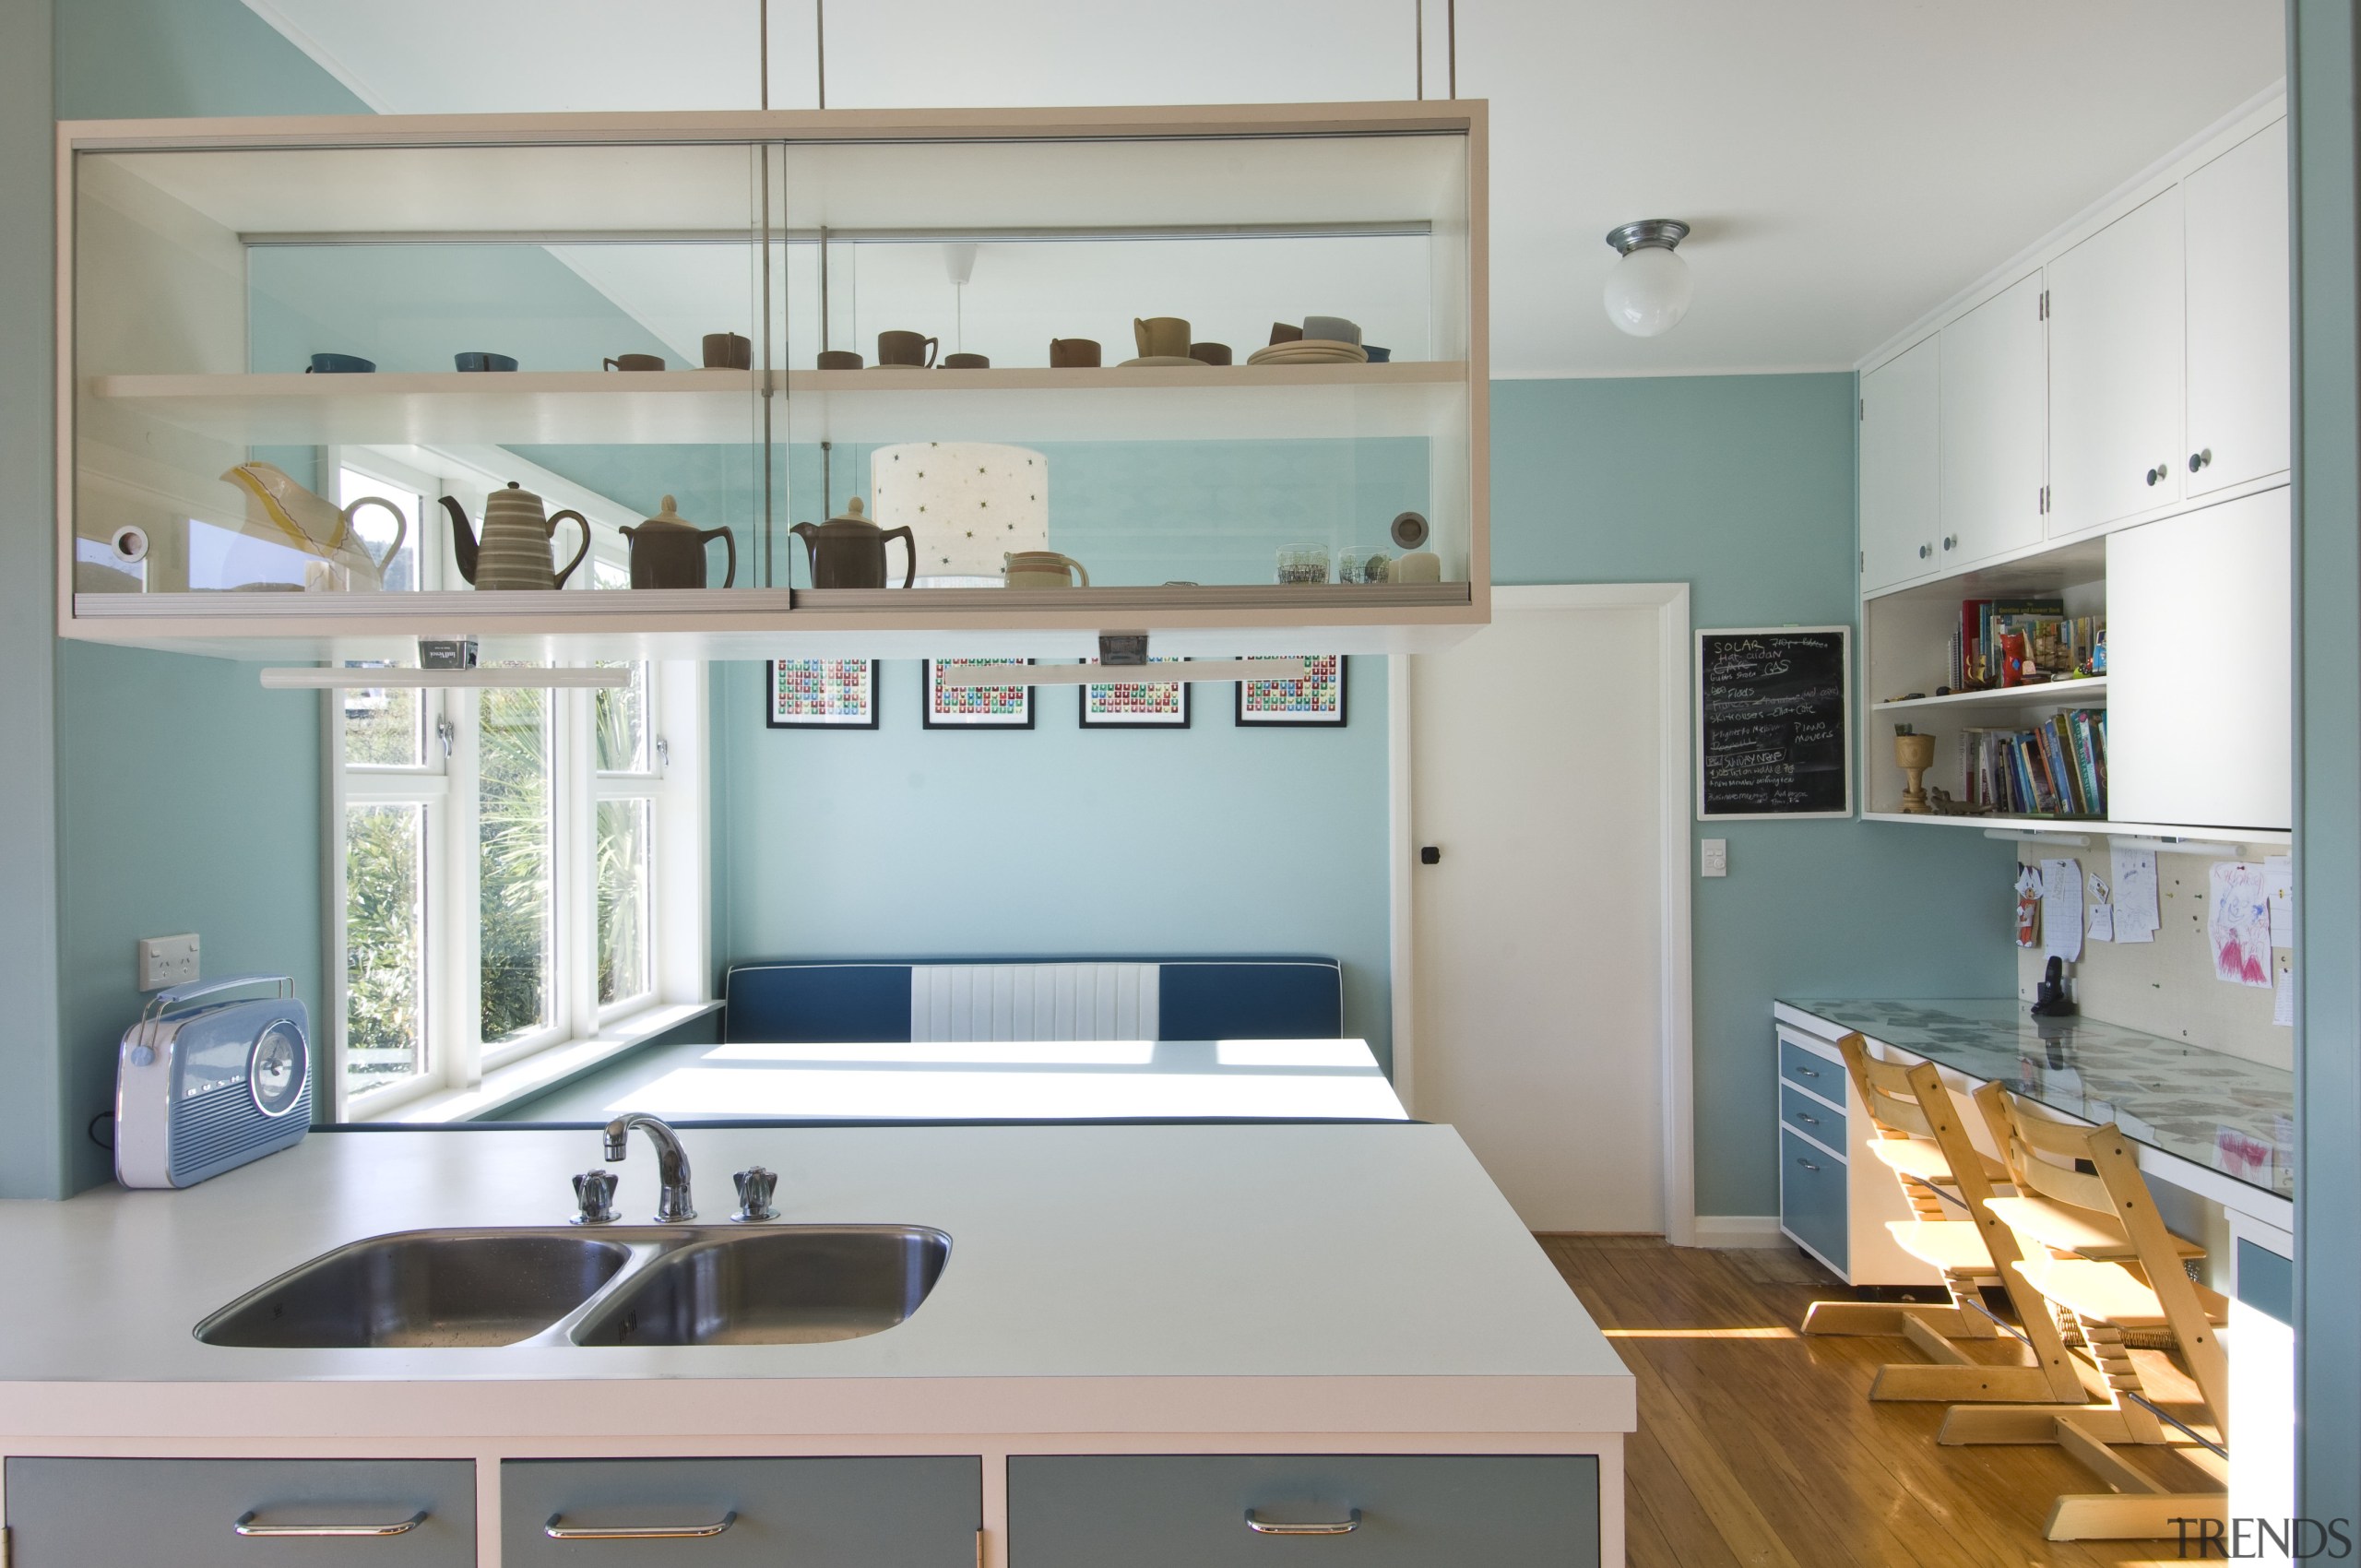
<box><xmin>1777</xmin><ymin>998</ymin><xmax>2294</xmax><ymax>1199</ymax></box>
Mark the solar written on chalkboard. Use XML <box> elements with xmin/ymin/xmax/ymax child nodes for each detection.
<box><xmin>1696</xmin><ymin>627</ymin><xmax>1853</xmax><ymax>819</ymax></box>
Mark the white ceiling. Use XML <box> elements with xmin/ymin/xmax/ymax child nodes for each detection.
<box><xmin>245</xmin><ymin>0</ymin><xmax>2285</xmax><ymax>376</ymax></box>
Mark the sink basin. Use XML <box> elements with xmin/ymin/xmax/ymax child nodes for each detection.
<box><xmin>196</xmin><ymin>1229</ymin><xmax>636</xmax><ymax>1348</ymax></box>
<box><xmin>570</xmin><ymin>1226</ymin><xmax>951</xmax><ymax>1347</ymax></box>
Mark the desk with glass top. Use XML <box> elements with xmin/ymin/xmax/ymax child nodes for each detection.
<box><xmin>1775</xmin><ymin>998</ymin><xmax>2293</xmax><ymax>1226</ymax></box>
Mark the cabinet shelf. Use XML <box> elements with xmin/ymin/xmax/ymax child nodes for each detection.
<box><xmin>1861</xmin><ymin>810</ymin><xmax>2289</xmax><ymax>845</ymax></box>
<box><xmin>1872</xmin><ymin>677</ymin><xmax>2107</xmax><ymax>713</ymax></box>
<box><xmin>89</xmin><ymin>362</ymin><xmax>1467</xmax><ymax>447</ymax></box>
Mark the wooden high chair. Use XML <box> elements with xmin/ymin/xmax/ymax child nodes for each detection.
<box><xmin>1941</xmin><ymin>1087</ymin><xmax>2230</xmax><ymax>1541</ymax></box>
<box><xmin>1799</xmin><ymin>1040</ymin><xmax>2084</xmax><ymax>1405</ymax></box>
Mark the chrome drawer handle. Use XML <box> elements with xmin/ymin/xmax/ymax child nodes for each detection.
<box><xmin>546</xmin><ymin>1512</ymin><xmax>737</xmax><ymax>1540</ymax></box>
<box><xmin>1792</xmin><ymin>1064</ymin><xmax>1821</xmax><ymax>1078</ymax></box>
<box><xmin>1795</xmin><ymin>1111</ymin><xmax>1820</xmax><ymax>1125</ymax></box>
<box><xmin>1246</xmin><ymin>1508</ymin><xmax>1361</xmax><ymax>1536</ymax></box>
<box><xmin>1796</xmin><ymin>1158</ymin><xmax>1822</xmax><ymax>1173</ymax></box>
<box><xmin>234</xmin><ymin>1510</ymin><xmax>426</xmax><ymax>1538</ymax></box>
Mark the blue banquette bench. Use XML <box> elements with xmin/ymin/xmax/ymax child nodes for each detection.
<box><xmin>723</xmin><ymin>957</ymin><xmax>1344</xmax><ymax>1044</ymax></box>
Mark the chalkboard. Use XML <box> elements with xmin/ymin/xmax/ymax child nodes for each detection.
<box><xmin>1696</xmin><ymin>627</ymin><xmax>1853</xmax><ymax>819</ymax></box>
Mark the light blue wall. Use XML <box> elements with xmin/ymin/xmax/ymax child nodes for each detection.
<box><xmin>1489</xmin><ymin>375</ymin><xmax>2017</xmax><ymax>1218</ymax></box>
<box><xmin>7</xmin><ymin>0</ymin><xmax>373</xmax><ymax>1195</ymax></box>
<box><xmin>707</xmin><ymin>659</ymin><xmax>1394</xmax><ymax>1063</ymax></box>
<box><xmin>2289</xmin><ymin>0</ymin><xmax>2356</xmax><ymax>1526</ymax></box>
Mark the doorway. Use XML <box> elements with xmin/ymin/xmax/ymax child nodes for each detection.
<box><xmin>1404</xmin><ymin>585</ymin><xmax>1691</xmax><ymax>1235</ymax></box>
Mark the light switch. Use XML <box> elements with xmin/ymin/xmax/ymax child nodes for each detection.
<box><xmin>137</xmin><ymin>932</ymin><xmax>198</xmax><ymax>992</ymax></box>
<box><xmin>1700</xmin><ymin>839</ymin><xmax>1728</xmax><ymax>878</ymax></box>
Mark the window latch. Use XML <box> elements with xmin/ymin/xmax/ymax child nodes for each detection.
<box><xmin>655</xmin><ymin>736</ymin><xmax>670</xmax><ymax>769</ymax></box>
<box><xmin>436</xmin><ymin>717</ymin><xmax>456</xmax><ymax>759</ymax></box>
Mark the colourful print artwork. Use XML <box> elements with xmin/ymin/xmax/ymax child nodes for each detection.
<box><xmin>923</xmin><ymin>659</ymin><xmax>1036</xmax><ymax>730</ymax></box>
<box><xmin>1236</xmin><ymin>654</ymin><xmax>1347</xmax><ymax>727</ymax></box>
<box><xmin>766</xmin><ymin>659</ymin><xmax>876</xmax><ymax>729</ymax></box>
<box><xmin>1080</xmin><ymin>658</ymin><xmax>1190</xmax><ymax>729</ymax></box>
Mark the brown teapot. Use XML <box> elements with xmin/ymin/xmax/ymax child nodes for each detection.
<box><xmin>789</xmin><ymin>497</ymin><xmax>916</xmax><ymax>589</ymax></box>
<box><xmin>619</xmin><ymin>494</ymin><xmax>736</xmax><ymax>589</ymax></box>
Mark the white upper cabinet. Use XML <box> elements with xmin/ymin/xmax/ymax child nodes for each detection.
<box><xmin>2184</xmin><ymin>118</ymin><xmax>2292</xmax><ymax>497</ymax></box>
<box><xmin>2105</xmin><ymin>487</ymin><xmax>2291</xmax><ymax>830</ymax></box>
<box><xmin>1938</xmin><ymin>272</ymin><xmax>2047</xmax><ymax>569</ymax></box>
<box><xmin>1858</xmin><ymin>336</ymin><xmax>1941</xmax><ymax>594</ymax></box>
<box><xmin>2047</xmin><ymin>187</ymin><xmax>2187</xmax><ymax>536</ymax></box>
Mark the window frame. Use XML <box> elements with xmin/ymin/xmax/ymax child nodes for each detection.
<box><xmin>321</xmin><ymin>449</ymin><xmax>708</xmax><ymax>1123</ymax></box>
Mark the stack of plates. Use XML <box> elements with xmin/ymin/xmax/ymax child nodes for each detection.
<box><xmin>1246</xmin><ymin>339</ymin><xmax>1370</xmax><ymax>365</ymax></box>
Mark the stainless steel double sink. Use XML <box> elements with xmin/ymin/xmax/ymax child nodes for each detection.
<box><xmin>195</xmin><ymin>1225</ymin><xmax>951</xmax><ymax>1349</ymax></box>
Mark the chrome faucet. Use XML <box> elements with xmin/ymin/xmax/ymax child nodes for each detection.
<box><xmin>602</xmin><ymin>1112</ymin><xmax>695</xmax><ymax>1222</ymax></box>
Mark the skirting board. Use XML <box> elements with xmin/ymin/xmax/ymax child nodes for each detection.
<box><xmin>1689</xmin><ymin>1216</ymin><xmax>1785</xmax><ymax>1249</ymax></box>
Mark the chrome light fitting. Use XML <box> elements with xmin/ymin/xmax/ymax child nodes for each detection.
<box><xmin>1603</xmin><ymin>219</ymin><xmax>1692</xmax><ymax>339</ymax></box>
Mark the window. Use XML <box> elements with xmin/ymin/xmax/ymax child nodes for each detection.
<box><xmin>325</xmin><ymin>456</ymin><xmax>706</xmax><ymax>1120</ymax></box>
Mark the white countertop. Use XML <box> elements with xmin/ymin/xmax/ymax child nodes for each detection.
<box><xmin>0</xmin><ymin>1122</ymin><xmax>1632</xmax><ymax>1440</ymax></box>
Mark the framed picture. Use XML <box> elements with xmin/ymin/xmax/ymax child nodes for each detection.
<box><xmin>1236</xmin><ymin>654</ymin><xmax>1347</xmax><ymax>727</ymax></box>
<box><xmin>923</xmin><ymin>658</ymin><xmax>1035</xmax><ymax>729</ymax></box>
<box><xmin>1079</xmin><ymin>658</ymin><xmax>1191</xmax><ymax>729</ymax></box>
<box><xmin>765</xmin><ymin>658</ymin><xmax>877</xmax><ymax>729</ymax></box>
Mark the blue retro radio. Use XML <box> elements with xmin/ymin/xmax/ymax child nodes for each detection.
<box><xmin>114</xmin><ymin>974</ymin><xmax>312</xmax><ymax>1189</ymax></box>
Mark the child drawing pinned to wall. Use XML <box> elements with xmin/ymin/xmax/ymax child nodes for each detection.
<box><xmin>2015</xmin><ymin>863</ymin><xmax>2044</xmax><ymax>949</ymax></box>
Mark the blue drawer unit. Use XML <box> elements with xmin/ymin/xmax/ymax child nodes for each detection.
<box><xmin>1779</xmin><ymin>1128</ymin><xmax>1848</xmax><ymax>1274</ymax></box>
<box><xmin>1008</xmin><ymin>1455</ymin><xmax>1599</xmax><ymax>1566</ymax></box>
<box><xmin>502</xmin><ymin>1457</ymin><xmax>978</xmax><ymax>1567</ymax></box>
<box><xmin>5</xmin><ymin>1457</ymin><xmax>475</xmax><ymax>1567</ymax></box>
<box><xmin>1779</xmin><ymin>1084</ymin><xmax>1843</xmax><ymax>1147</ymax></box>
<box><xmin>1777</xmin><ymin>1037</ymin><xmax>1841</xmax><ymax>1099</ymax></box>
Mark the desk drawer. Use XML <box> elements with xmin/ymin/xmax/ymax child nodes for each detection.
<box><xmin>5</xmin><ymin>1458</ymin><xmax>475</xmax><ymax>1567</ymax></box>
<box><xmin>502</xmin><ymin>1458</ymin><xmax>978</xmax><ymax>1567</ymax></box>
<box><xmin>1781</xmin><ymin>1129</ymin><xmax>1848</xmax><ymax>1273</ymax></box>
<box><xmin>1780</xmin><ymin>1084</ymin><xmax>1844</xmax><ymax>1150</ymax></box>
<box><xmin>1778</xmin><ymin>1037</ymin><xmax>1842</xmax><ymax>1099</ymax></box>
<box><xmin>1008</xmin><ymin>1455</ymin><xmax>1598</xmax><ymax>1567</ymax></box>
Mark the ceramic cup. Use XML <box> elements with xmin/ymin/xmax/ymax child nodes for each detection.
<box><xmin>604</xmin><ymin>353</ymin><xmax>664</xmax><ymax>372</ymax></box>
<box><xmin>878</xmin><ymin>330</ymin><xmax>939</xmax><ymax>367</ymax></box>
<box><xmin>943</xmin><ymin>352</ymin><xmax>991</xmax><ymax>369</ymax></box>
<box><xmin>1302</xmin><ymin>315</ymin><xmax>1362</xmax><ymax>346</ymax></box>
<box><xmin>1188</xmin><ymin>342</ymin><xmax>1232</xmax><ymax>366</ymax></box>
<box><xmin>1133</xmin><ymin>316</ymin><xmax>1191</xmax><ymax>358</ymax></box>
<box><xmin>815</xmin><ymin>350</ymin><xmax>864</xmax><ymax>370</ymax></box>
<box><xmin>1003</xmin><ymin>550</ymin><xmax>1089</xmax><ymax>588</ymax></box>
<box><xmin>455</xmin><ymin>351</ymin><xmax>517</xmax><ymax>373</ymax></box>
<box><xmin>702</xmin><ymin>331</ymin><xmax>753</xmax><ymax>370</ymax></box>
<box><xmin>1362</xmin><ymin>345</ymin><xmax>1393</xmax><ymax>363</ymax></box>
<box><xmin>1049</xmin><ymin>338</ymin><xmax>1101</xmax><ymax>368</ymax></box>
<box><xmin>1268</xmin><ymin>322</ymin><xmax>1304</xmax><ymax>345</ymax></box>
<box><xmin>306</xmin><ymin>352</ymin><xmax>375</xmax><ymax>374</ymax></box>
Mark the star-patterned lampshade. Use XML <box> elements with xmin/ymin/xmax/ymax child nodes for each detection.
<box><xmin>869</xmin><ymin>442</ymin><xmax>1050</xmax><ymax>584</ymax></box>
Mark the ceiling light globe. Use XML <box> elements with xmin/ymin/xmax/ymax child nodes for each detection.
<box><xmin>1604</xmin><ymin>245</ymin><xmax>1693</xmax><ymax>338</ymax></box>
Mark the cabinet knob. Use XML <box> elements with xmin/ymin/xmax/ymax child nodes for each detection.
<box><xmin>2144</xmin><ymin>466</ymin><xmax>2163</xmax><ymax>486</ymax></box>
<box><xmin>1942</xmin><ymin>535</ymin><xmax>1957</xmax><ymax>551</ymax></box>
<box><xmin>2189</xmin><ymin>448</ymin><xmax>2213</xmax><ymax>472</ymax></box>
<box><xmin>1917</xmin><ymin>543</ymin><xmax>1931</xmax><ymax>559</ymax></box>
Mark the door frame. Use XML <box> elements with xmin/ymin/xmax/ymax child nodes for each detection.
<box><xmin>1389</xmin><ymin>582</ymin><xmax>1697</xmax><ymax>1244</ymax></box>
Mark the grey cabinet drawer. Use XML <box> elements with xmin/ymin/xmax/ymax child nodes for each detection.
<box><xmin>1008</xmin><ymin>1455</ymin><xmax>1598</xmax><ymax>1567</ymax></box>
<box><xmin>1779</xmin><ymin>1084</ymin><xmax>1843</xmax><ymax>1147</ymax></box>
<box><xmin>5</xmin><ymin>1457</ymin><xmax>474</xmax><ymax>1567</ymax></box>
<box><xmin>1777</xmin><ymin>1037</ymin><xmax>1841</xmax><ymax>1099</ymax></box>
<box><xmin>1780</xmin><ymin>1128</ymin><xmax>1848</xmax><ymax>1272</ymax></box>
<box><xmin>501</xmin><ymin>1457</ymin><xmax>977</xmax><ymax>1567</ymax></box>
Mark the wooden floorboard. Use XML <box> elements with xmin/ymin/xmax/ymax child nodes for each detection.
<box><xmin>1537</xmin><ymin>1234</ymin><xmax>2199</xmax><ymax>1568</ymax></box>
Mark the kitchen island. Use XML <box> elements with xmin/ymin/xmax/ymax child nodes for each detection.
<box><xmin>0</xmin><ymin>1121</ymin><xmax>1631</xmax><ymax>1564</ymax></box>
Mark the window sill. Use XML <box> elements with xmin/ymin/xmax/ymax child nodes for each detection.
<box><xmin>362</xmin><ymin>1000</ymin><xmax>723</xmax><ymax>1125</ymax></box>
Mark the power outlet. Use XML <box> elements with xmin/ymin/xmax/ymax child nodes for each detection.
<box><xmin>1700</xmin><ymin>839</ymin><xmax>1729</xmax><ymax>879</ymax></box>
<box><xmin>137</xmin><ymin>932</ymin><xmax>199</xmax><ymax>992</ymax></box>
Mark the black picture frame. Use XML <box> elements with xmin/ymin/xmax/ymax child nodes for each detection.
<box><xmin>1078</xmin><ymin>659</ymin><xmax>1192</xmax><ymax>730</ymax></box>
<box><xmin>922</xmin><ymin>658</ymin><xmax>1036</xmax><ymax>729</ymax></box>
<box><xmin>1234</xmin><ymin>654</ymin><xmax>1348</xmax><ymax>728</ymax></box>
<box><xmin>765</xmin><ymin>658</ymin><xmax>879</xmax><ymax>730</ymax></box>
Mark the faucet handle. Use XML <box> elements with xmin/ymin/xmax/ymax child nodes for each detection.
<box><xmin>570</xmin><ymin>1169</ymin><xmax>620</xmax><ymax>1225</ymax></box>
<box><xmin>731</xmin><ymin>1167</ymin><xmax>779</xmax><ymax>1223</ymax></box>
